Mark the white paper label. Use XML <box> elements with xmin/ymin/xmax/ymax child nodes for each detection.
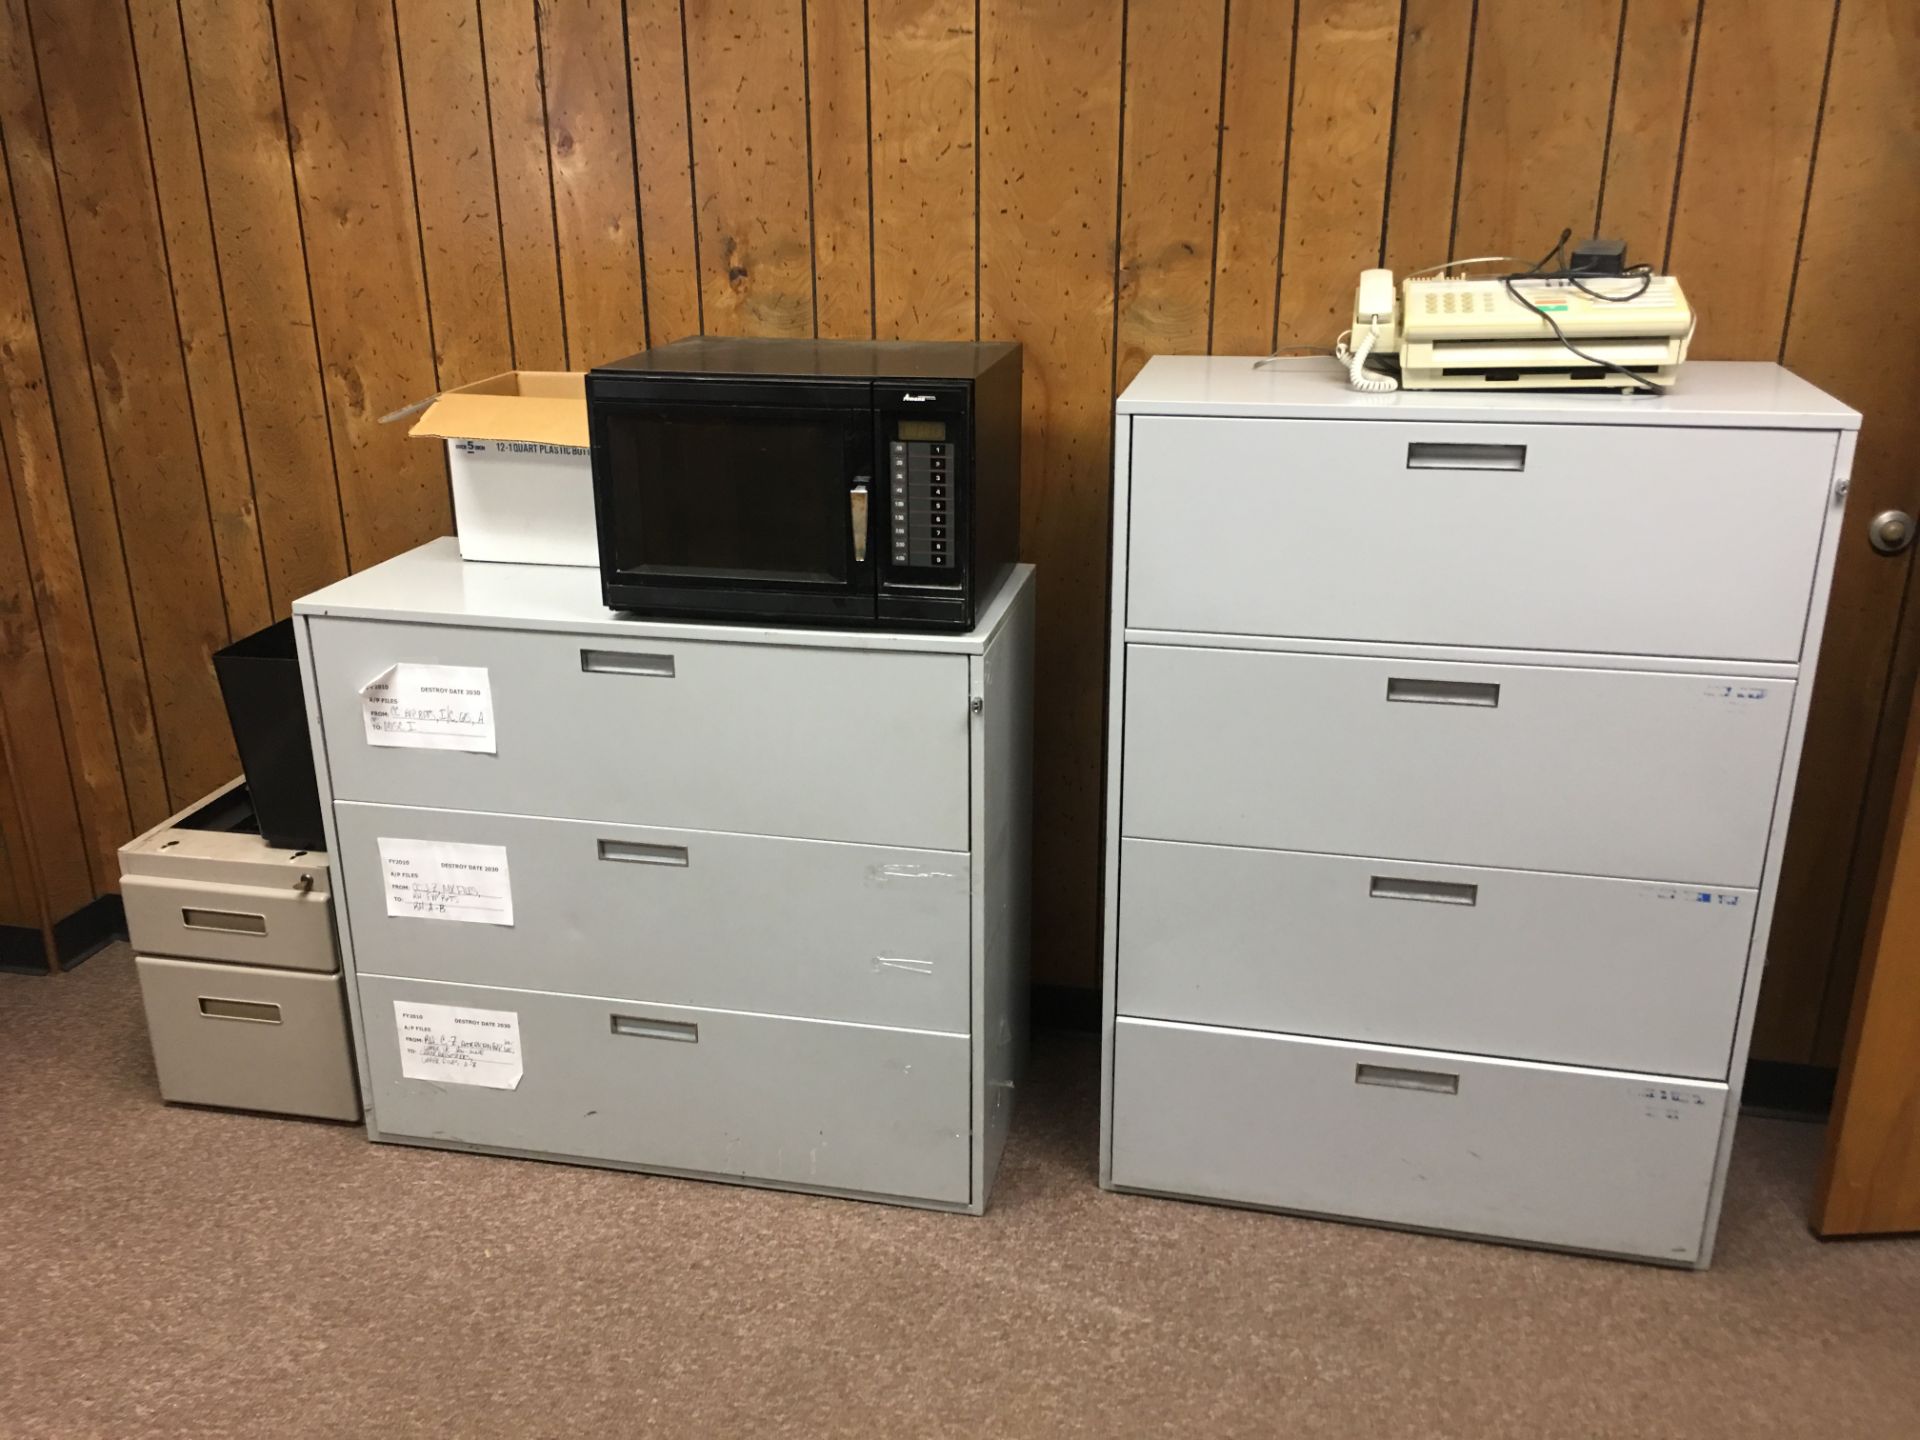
<box><xmin>379</xmin><ymin>837</ymin><xmax>514</xmax><ymax>926</ymax></box>
<box><xmin>394</xmin><ymin>1000</ymin><xmax>523</xmax><ymax>1089</ymax></box>
<box><xmin>360</xmin><ymin>662</ymin><xmax>496</xmax><ymax>752</ymax></box>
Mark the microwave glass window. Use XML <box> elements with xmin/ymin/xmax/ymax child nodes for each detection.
<box><xmin>605</xmin><ymin>409</ymin><xmax>862</xmax><ymax>585</ymax></box>
<box><xmin>897</xmin><ymin>420</ymin><xmax>947</xmax><ymax>442</ymax></box>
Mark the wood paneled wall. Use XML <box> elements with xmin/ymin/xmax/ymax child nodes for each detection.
<box><xmin>1</xmin><ymin>1</ymin><xmax>1915</xmax><ymax>1012</ymax></box>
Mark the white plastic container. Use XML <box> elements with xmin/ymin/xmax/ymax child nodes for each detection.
<box><xmin>408</xmin><ymin>371</ymin><xmax>597</xmax><ymax>566</ymax></box>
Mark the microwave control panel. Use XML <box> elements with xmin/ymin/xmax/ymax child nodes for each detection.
<box><xmin>889</xmin><ymin>433</ymin><xmax>954</xmax><ymax>569</ymax></box>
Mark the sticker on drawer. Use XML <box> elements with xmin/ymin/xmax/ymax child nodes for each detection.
<box><xmin>379</xmin><ymin>838</ymin><xmax>514</xmax><ymax>925</ymax></box>
<box><xmin>360</xmin><ymin>662</ymin><xmax>496</xmax><ymax>752</ymax></box>
<box><xmin>394</xmin><ymin>1000</ymin><xmax>522</xmax><ymax>1089</ymax></box>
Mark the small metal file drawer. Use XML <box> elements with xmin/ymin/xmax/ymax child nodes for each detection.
<box><xmin>1116</xmin><ymin>838</ymin><xmax>1755</xmax><ymax>1077</ymax></box>
<box><xmin>1126</xmin><ymin>415</ymin><xmax>1832</xmax><ymax>659</ymax></box>
<box><xmin>358</xmin><ymin>976</ymin><xmax>972</xmax><ymax>1204</ymax></box>
<box><xmin>333</xmin><ymin>802</ymin><xmax>971</xmax><ymax>1031</ymax></box>
<box><xmin>307</xmin><ymin>616</ymin><xmax>972</xmax><ymax>850</ymax></box>
<box><xmin>120</xmin><ymin>778</ymin><xmax>335</xmax><ymax>972</ymax></box>
<box><xmin>1109</xmin><ymin>1017</ymin><xmax>1727</xmax><ymax>1264</ymax></box>
<box><xmin>135</xmin><ymin>955</ymin><xmax>360</xmax><ymax>1121</ymax></box>
<box><xmin>1122</xmin><ymin>644</ymin><xmax>1794</xmax><ymax>885</ymax></box>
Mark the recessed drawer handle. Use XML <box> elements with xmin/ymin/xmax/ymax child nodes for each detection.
<box><xmin>1355</xmin><ymin>1063</ymin><xmax>1458</xmax><ymax>1095</ymax></box>
<box><xmin>1386</xmin><ymin>677</ymin><xmax>1500</xmax><ymax>707</ymax></box>
<box><xmin>181</xmin><ymin>907</ymin><xmax>268</xmax><ymax>935</ymax></box>
<box><xmin>581</xmin><ymin>649</ymin><xmax>674</xmax><ymax>678</ymax></box>
<box><xmin>1406</xmin><ymin>441</ymin><xmax>1527</xmax><ymax>471</ymax></box>
<box><xmin>610</xmin><ymin>1014</ymin><xmax>699</xmax><ymax>1043</ymax></box>
<box><xmin>199</xmin><ymin>997</ymin><xmax>283</xmax><ymax>1024</ymax></box>
<box><xmin>1369</xmin><ymin>875</ymin><xmax>1478</xmax><ymax>906</ymax></box>
<box><xmin>597</xmin><ymin>839</ymin><xmax>689</xmax><ymax>867</ymax></box>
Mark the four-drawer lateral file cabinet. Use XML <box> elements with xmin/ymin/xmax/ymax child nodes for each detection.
<box><xmin>294</xmin><ymin>539</ymin><xmax>1033</xmax><ymax>1212</ymax></box>
<box><xmin>1101</xmin><ymin>358</ymin><xmax>1859</xmax><ymax>1266</ymax></box>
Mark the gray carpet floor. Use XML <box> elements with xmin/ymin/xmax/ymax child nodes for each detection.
<box><xmin>4</xmin><ymin>943</ymin><xmax>1918</xmax><ymax>1438</ymax></box>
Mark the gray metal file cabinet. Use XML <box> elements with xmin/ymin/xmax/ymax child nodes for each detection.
<box><xmin>294</xmin><ymin>540</ymin><xmax>1033</xmax><ymax>1212</ymax></box>
<box><xmin>1101</xmin><ymin>358</ymin><xmax>1859</xmax><ymax>1265</ymax></box>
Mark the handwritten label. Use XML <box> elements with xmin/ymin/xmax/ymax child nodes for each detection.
<box><xmin>394</xmin><ymin>1000</ymin><xmax>522</xmax><ymax>1089</ymax></box>
<box><xmin>379</xmin><ymin>837</ymin><xmax>514</xmax><ymax>926</ymax></box>
<box><xmin>360</xmin><ymin>663</ymin><xmax>496</xmax><ymax>752</ymax></box>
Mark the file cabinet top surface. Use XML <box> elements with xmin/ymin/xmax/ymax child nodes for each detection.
<box><xmin>295</xmin><ymin>539</ymin><xmax>1032</xmax><ymax>656</ymax></box>
<box><xmin>1117</xmin><ymin>357</ymin><xmax>1859</xmax><ymax>428</ymax></box>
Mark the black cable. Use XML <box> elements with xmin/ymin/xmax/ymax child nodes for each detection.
<box><xmin>1526</xmin><ymin>227</ymin><xmax>1573</xmax><ymax>275</ymax></box>
<box><xmin>1500</xmin><ymin>275</ymin><xmax>1664</xmax><ymax>394</ymax></box>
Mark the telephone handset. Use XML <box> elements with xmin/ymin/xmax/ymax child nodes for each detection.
<box><xmin>1340</xmin><ymin>268</ymin><xmax>1402</xmax><ymax>392</ymax></box>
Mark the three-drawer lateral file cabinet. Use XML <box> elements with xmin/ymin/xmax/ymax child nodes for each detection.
<box><xmin>295</xmin><ymin>540</ymin><xmax>1034</xmax><ymax>1213</ymax></box>
<box><xmin>1100</xmin><ymin>359</ymin><xmax>1859</xmax><ymax>1266</ymax></box>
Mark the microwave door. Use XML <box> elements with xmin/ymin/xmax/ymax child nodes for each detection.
<box><xmin>598</xmin><ymin>396</ymin><xmax>877</xmax><ymax>621</ymax></box>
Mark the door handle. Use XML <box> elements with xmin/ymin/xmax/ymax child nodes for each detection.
<box><xmin>850</xmin><ymin>482</ymin><xmax>870</xmax><ymax>563</ymax></box>
<box><xmin>1385</xmin><ymin>676</ymin><xmax>1500</xmax><ymax>707</ymax></box>
<box><xmin>1355</xmin><ymin>1063</ymin><xmax>1458</xmax><ymax>1095</ymax></box>
<box><xmin>581</xmin><ymin>649</ymin><xmax>674</xmax><ymax>678</ymax></box>
<box><xmin>610</xmin><ymin>1014</ymin><xmax>699</xmax><ymax>1043</ymax></box>
<box><xmin>1406</xmin><ymin>441</ymin><xmax>1526</xmax><ymax>471</ymax></box>
<box><xmin>1369</xmin><ymin>875</ymin><xmax>1478</xmax><ymax>906</ymax></box>
<box><xmin>597</xmin><ymin>839</ymin><xmax>689</xmax><ymax>866</ymax></box>
<box><xmin>1869</xmin><ymin>510</ymin><xmax>1915</xmax><ymax>555</ymax></box>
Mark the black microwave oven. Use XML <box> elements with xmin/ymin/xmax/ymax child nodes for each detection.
<box><xmin>586</xmin><ymin>337</ymin><xmax>1021</xmax><ymax>631</ymax></box>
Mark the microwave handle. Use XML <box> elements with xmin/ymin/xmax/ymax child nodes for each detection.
<box><xmin>850</xmin><ymin>480</ymin><xmax>870</xmax><ymax>564</ymax></box>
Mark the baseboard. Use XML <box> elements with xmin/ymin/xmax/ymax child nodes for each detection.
<box><xmin>0</xmin><ymin>924</ymin><xmax>47</xmax><ymax>973</ymax></box>
<box><xmin>1741</xmin><ymin>1060</ymin><xmax>1837</xmax><ymax>1120</ymax></box>
<box><xmin>1032</xmin><ymin>982</ymin><xmax>1100</xmax><ymax>1033</ymax></box>
<box><xmin>0</xmin><ymin>894</ymin><xmax>127</xmax><ymax>974</ymax></box>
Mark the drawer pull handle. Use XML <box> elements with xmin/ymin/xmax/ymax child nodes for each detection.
<box><xmin>198</xmin><ymin>997</ymin><xmax>283</xmax><ymax>1024</ymax></box>
<box><xmin>598</xmin><ymin>840</ymin><xmax>689</xmax><ymax>867</ymax></box>
<box><xmin>611</xmin><ymin>1014</ymin><xmax>699</xmax><ymax>1043</ymax></box>
<box><xmin>1386</xmin><ymin>677</ymin><xmax>1500</xmax><ymax>708</ymax></box>
<box><xmin>581</xmin><ymin>649</ymin><xmax>674</xmax><ymax>678</ymax></box>
<box><xmin>1369</xmin><ymin>876</ymin><xmax>1478</xmax><ymax>906</ymax></box>
<box><xmin>181</xmin><ymin>907</ymin><xmax>268</xmax><ymax>935</ymax></box>
<box><xmin>1406</xmin><ymin>441</ymin><xmax>1527</xmax><ymax>472</ymax></box>
<box><xmin>1355</xmin><ymin>1063</ymin><xmax>1458</xmax><ymax>1095</ymax></box>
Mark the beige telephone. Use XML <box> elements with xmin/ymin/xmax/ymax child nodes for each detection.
<box><xmin>1341</xmin><ymin>260</ymin><xmax>1694</xmax><ymax>393</ymax></box>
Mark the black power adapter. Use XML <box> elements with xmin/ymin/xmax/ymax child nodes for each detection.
<box><xmin>1570</xmin><ymin>237</ymin><xmax>1629</xmax><ymax>275</ymax></box>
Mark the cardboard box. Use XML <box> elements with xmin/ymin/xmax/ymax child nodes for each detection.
<box><xmin>409</xmin><ymin>371</ymin><xmax>598</xmax><ymax>567</ymax></box>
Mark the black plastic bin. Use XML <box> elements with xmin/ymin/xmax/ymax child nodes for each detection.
<box><xmin>213</xmin><ymin>618</ymin><xmax>326</xmax><ymax>851</ymax></box>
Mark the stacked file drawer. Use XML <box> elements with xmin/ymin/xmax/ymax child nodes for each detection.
<box><xmin>1100</xmin><ymin>358</ymin><xmax>1858</xmax><ymax>1265</ymax></box>
<box><xmin>294</xmin><ymin>541</ymin><xmax>1033</xmax><ymax>1212</ymax></box>
<box><xmin>123</xmin><ymin>778</ymin><xmax>359</xmax><ymax>1122</ymax></box>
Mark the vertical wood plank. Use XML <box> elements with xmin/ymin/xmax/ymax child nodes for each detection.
<box><xmin>0</xmin><ymin>713</ymin><xmax>45</xmax><ymax>931</ymax></box>
<box><xmin>0</xmin><ymin>440</ymin><xmax>92</xmax><ymax>916</ymax></box>
<box><xmin>979</xmin><ymin>0</ymin><xmax>1124</xmax><ymax>984</ymax></box>
<box><xmin>1114</xmin><ymin>0</ymin><xmax>1227</xmax><ymax>390</ymax></box>
<box><xmin>1209</xmin><ymin>0</ymin><xmax>1294</xmax><ymax>353</ymax></box>
<box><xmin>1451</xmin><ymin>0</ymin><xmax>1620</xmax><ymax>260</ymax></box>
<box><xmin>627</xmin><ymin>0</ymin><xmax>701</xmax><ymax>346</ymax></box>
<box><xmin>0</xmin><ymin>107</ymin><xmax>133</xmax><ymax>885</ymax></box>
<box><xmin>869</xmin><ymin>0</ymin><xmax>975</xmax><ymax>341</ymax></box>
<box><xmin>0</xmin><ymin>0</ymin><xmax>168</xmax><ymax>832</ymax></box>
<box><xmin>1666</xmin><ymin>0</ymin><xmax>1834</xmax><ymax>358</ymax></box>
<box><xmin>686</xmin><ymin>0</ymin><xmax>815</xmax><ymax>336</ymax></box>
<box><xmin>806</xmin><ymin>0</ymin><xmax>873</xmax><ymax>337</ymax></box>
<box><xmin>538</xmin><ymin>0</ymin><xmax>647</xmax><ymax>366</ymax></box>
<box><xmin>126</xmin><ymin>0</ymin><xmax>272</xmax><ymax>640</ymax></box>
<box><xmin>31</xmin><ymin>0</ymin><xmax>237</xmax><ymax>807</ymax></box>
<box><xmin>1275</xmin><ymin>0</ymin><xmax>1400</xmax><ymax>349</ymax></box>
<box><xmin>395</xmin><ymin>0</ymin><xmax>514</xmax><ymax>387</ymax></box>
<box><xmin>274</xmin><ymin>0</ymin><xmax>447</xmax><ymax>569</ymax></box>
<box><xmin>180</xmin><ymin>0</ymin><xmax>350</xmax><ymax>613</ymax></box>
<box><xmin>1595</xmin><ymin>0</ymin><xmax>1699</xmax><ymax>262</ymax></box>
<box><xmin>1756</xmin><ymin>0</ymin><xmax>1919</xmax><ymax>1063</ymax></box>
<box><xmin>480</xmin><ymin>0</ymin><xmax>568</xmax><ymax>368</ymax></box>
<box><xmin>1381</xmin><ymin>0</ymin><xmax>1474</xmax><ymax>273</ymax></box>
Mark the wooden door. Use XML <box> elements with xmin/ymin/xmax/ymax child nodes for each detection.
<box><xmin>1813</xmin><ymin>660</ymin><xmax>1920</xmax><ymax>1236</ymax></box>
